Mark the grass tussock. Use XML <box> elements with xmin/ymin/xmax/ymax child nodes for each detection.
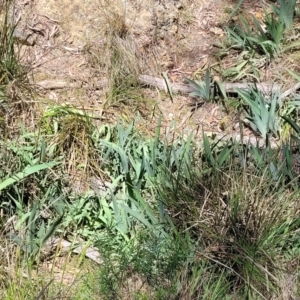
<box><xmin>0</xmin><ymin>0</ymin><xmax>35</xmax><ymax>135</ymax></box>
<box><xmin>153</xmin><ymin>139</ymin><xmax>300</xmax><ymax>299</ymax></box>
<box><xmin>85</xmin><ymin>0</ymin><xmax>156</xmax><ymax>120</ymax></box>
<box><xmin>98</xmin><ymin>0</ymin><xmax>141</xmax><ymax>93</ymax></box>
<box><xmin>40</xmin><ymin>104</ymin><xmax>105</xmax><ymax>182</ymax></box>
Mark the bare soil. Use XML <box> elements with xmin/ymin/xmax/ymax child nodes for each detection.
<box><xmin>13</xmin><ymin>0</ymin><xmax>295</xmax><ymax>138</ymax></box>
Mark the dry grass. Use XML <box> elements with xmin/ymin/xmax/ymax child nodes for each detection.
<box><xmin>95</xmin><ymin>0</ymin><xmax>142</xmax><ymax>94</ymax></box>
<box><xmin>159</xmin><ymin>152</ymin><xmax>300</xmax><ymax>298</ymax></box>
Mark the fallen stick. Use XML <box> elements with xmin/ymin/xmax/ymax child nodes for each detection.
<box><xmin>36</xmin><ymin>75</ymin><xmax>300</xmax><ymax>100</ymax></box>
<box><xmin>35</xmin><ymin>75</ymin><xmax>281</xmax><ymax>95</ymax></box>
<box><xmin>138</xmin><ymin>74</ymin><xmax>282</xmax><ymax>95</ymax></box>
<box><xmin>281</xmin><ymin>82</ymin><xmax>300</xmax><ymax>99</ymax></box>
<box><xmin>36</xmin><ymin>79</ymin><xmax>107</xmax><ymax>90</ymax></box>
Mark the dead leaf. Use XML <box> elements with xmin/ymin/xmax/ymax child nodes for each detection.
<box><xmin>209</xmin><ymin>27</ymin><xmax>224</xmax><ymax>37</ymax></box>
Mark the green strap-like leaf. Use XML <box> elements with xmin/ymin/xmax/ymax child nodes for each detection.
<box><xmin>100</xmin><ymin>140</ymin><xmax>129</xmax><ymax>174</ymax></box>
<box><xmin>0</xmin><ymin>162</ymin><xmax>60</xmax><ymax>191</ymax></box>
<box><xmin>41</xmin><ymin>214</ymin><xmax>64</xmax><ymax>245</ymax></box>
<box><xmin>162</xmin><ymin>72</ymin><xmax>174</xmax><ymax>102</ymax></box>
<box><xmin>282</xmin><ymin>116</ymin><xmax>300</xmax><ymax>134</ymax></box>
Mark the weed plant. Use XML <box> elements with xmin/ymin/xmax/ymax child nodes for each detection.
<box><xmin>225</xmin><ymin>14</ymin><xmax>283</xmax><ymax>59</ymax></box>
<box><xmin>271</xmin><ymin>0</ymin><xmax>296</xmax><ymax>29</ymax></box>
<box><xmin>222</xmin><ymin>0</ymin><xmax>297</xmax><ymax>84</ymax></box>
<box><xmin>237</xmin><ymin>87</ymin><xmax>281</xmax><ymax>141</ymax></box>
<box><xmin>95</xmin><ymin>228</ymin><xmax>192</xmax><ymax>300</ymax></box>
<box><xmin>0</xmin><ymin>118</ymin><xmax>70</xmax><ymax>292</ymax></box>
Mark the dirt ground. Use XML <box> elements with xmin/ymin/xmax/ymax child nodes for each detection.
<box><xmin>13</xmin><ymin>0</ymin><xmax>274</xmax><ymax>138</ymax></box>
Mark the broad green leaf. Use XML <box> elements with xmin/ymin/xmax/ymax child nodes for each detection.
<box><xmin>237</xmin><ymin>89</ymin><xmax>260</xmax><ymax>115</ymax></box>
<box><xmin>38</xmin><ymin>222</ymin><xmax>46</xmax><ymax>240</ymax></box>
<box><xmin>130</xmin><ymin>192</ymin><xmax>158</xmax><ymax>224</ymax></box>
<box><xmin>100</xmin><ymin>198</ymin><xmax>113</xmax><ymax>225</ymax></box>
<box><xmin>215</xmin><ymin>80</ymin><xmax>228</xmax><ymax>102</ymax></box>
<box><xmin>236</xmin><ymin>60</ymin><xmax>248</xmax><ymax>72</ymax></box>
<box><xmin>117</xmin><ymin>122</ymin><xmax>134</xmax><ymax>148</ymax></box>
<box><xmin>185</xmin><ymin>77</ymin><xmax>204</xmax><ymax>90</ymax></box>
<box><xmin>228</xmin><ymin>0</ymin><xmax>245</xmax><ymax>20</ymax></box>
<box><xmin>288</xmin><ymin>101</ymin><xmax>300</xmax><ymax>107</ymax></box>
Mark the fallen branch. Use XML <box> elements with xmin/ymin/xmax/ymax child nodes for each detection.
<box><xmin>35</xmin><ymin>75</ymin><xmax>300</xmax><ymax>101</ymax></box>
<box><xmin>138</xmin><ymin>74</ymin><xmax>282</xmax><ymax>95</ymax></box>
<box><xmin>281</xmin><ymin>82</ymin><xmax>300</xmax><ymax>99</ymax></box>
<box><xmin>35</xmin><ymin>76</ymin><xmax>281</xmax><ymax>95</ymax></box>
